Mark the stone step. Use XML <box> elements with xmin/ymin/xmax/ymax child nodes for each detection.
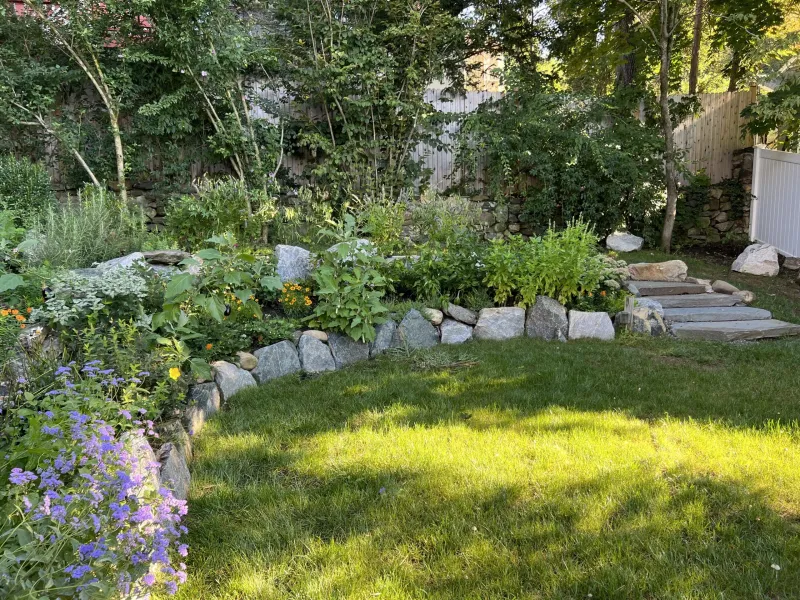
<box><xmin>625</xmin><ymin>281</ymin><xmax>709</xmax><ymax>297</ymax></box>
<box><xmin>671</xmin><ymin>319</ymin><xmax>800</xmax><ymax>342</ymax></box>
<box><xmin>663</xmin><ymin>306</ymin><xmax>772</xmax><ymax>323</ymax></box>
<box><xmin>649</xmin><ymin>293</ymin><xmax>742</xmax><ymax>309</ymax></box>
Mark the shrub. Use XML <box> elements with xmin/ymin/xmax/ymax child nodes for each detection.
<box><xmin>482</xmin><ymin>220</ymin><xmax>612</xmax><ymax>306</ymax></box>
<box><xmin>353</xmin><ymin>193</ymin><xmax>408</xmax><ymax>255</ymax></box>
<box><xmin>166</xmin><ymin>178</ymin><xmax>277</xmax><ymax>250</ymax></box>
<box><xmin>409</xmin><ymin>191</ymin><xmax>479</xmax><ymax>243</ymax></box>
<box><xmin>32</xmin><ymin>267</ymin><xmax>150</xmax><ymax>329</ymax></box>
<box><xmin>25</xmin><ymin>186</ymin><xmax>150</xmax><ymax>268</ymax></box>
<box><xmin>190</xmin><ymin>316</ymin><xmax>296</xmax><ymax>361</ymax></box>
<box><xmin>0</xmin><ymin>365</ymin><xmax>187</xmax><ymax>599</ymax></box>
<box><xmin>0</xmin><ymin>155</ymin><xmax>55</xmax><ymax>226</ymax></box>
<box><xmin>309</xmin><ymin>216</ymin><xmax>389</xmax><ymax>342</ymax></box>
<box><xmin>456</xmin><ymin>88</ymin><xmax>665</xmax><ymax>237</ymax></box>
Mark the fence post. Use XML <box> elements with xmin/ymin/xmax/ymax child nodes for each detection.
<box><xmin>750</xmin><ymin>145</ymin><xmax>763</xmax><ymax>242</ymax></box>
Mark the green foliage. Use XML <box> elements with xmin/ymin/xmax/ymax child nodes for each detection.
<box><xmin>0</xmin><ymin>155</ymin><xmax>55</xmax><ymax>225</ymax></box>
<box><xmin>482</xmin><ymin>220</ymin><xmax>615</xmax><ymax>306</ymax></box>
<box><xmin>391</xmin><ymin>236</ymin><xmax>485</xmax><ymax>303</ymax></box>
<box><xmin>743</xmin><ymin>75</ymin><xmax>800</xmax><ymax>151</ymax></box>
<box><xmin>278</xmin><ymin>281</ymin><xmax>315</xmax><ymax>319</ymax></box>
<box><xmin>190</xmin><ymin>316</ymin><xmax>296</xmax><ymax>363</ymax></box>
<box><xmin>408</xmin><ymin>191</ymin><xmax>480</xmax><ymax>243</ymax></box>
<box><xmin>26</xmin><ymin>186</ymin><xmax>150</xmax><ymax>268</ymax></box>
<box><xmin>354</xmin><ymin>194</ymin><xmax>408</xmax><ymax>255</ymax></box>
<box><xmin>32</xmin><ymin>268</ymin><xmax>151</xmax><ymax>329</ymax></box>
<box><xmin>456</xmin><ymin>86</ymin><xmax>665</xmax><ymax>237</ymax></box>
<box><xmin>309</xmin><ymin>216</ymin><xmax>389</xmax><ymax>342</ymax></box>
<box><xmin>166</xmin><ymin>178</ymin><xmax>277</xmax><ymax>250</ymax></box>
<box><xmin>267</xmin><ymin>0</ymin><xmax>466</xmax><ymax>204</ymax></box>
<box><xmin>156</xmin><ymin>233</ymin><xmax>282</xmax><ymax>333</ymax></box>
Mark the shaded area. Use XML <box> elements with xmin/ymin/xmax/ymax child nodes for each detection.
<box><xmin>173</xmin><ymin>337</ymin><xmax>800</xmax><ymax>599</ymax></box>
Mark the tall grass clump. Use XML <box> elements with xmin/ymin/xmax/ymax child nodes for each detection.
<box><xmin>0</xmin><ymin>155</ymin><xmax>56</xmax><ymax>226</ymax></box>
<box><xmin>26</xmin><ymin>186</ymin><xmax>149</xmax><ymax>268</ymax></box>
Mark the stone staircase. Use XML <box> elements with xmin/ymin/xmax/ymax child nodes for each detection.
<box><xmin>624</xmin><ymin>280</ymin><xmax>800</xmax><ymax>342</ymax></box>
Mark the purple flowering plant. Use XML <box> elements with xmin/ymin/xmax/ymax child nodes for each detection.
<box><xmin>0</xmin><ymin>362</ymin><xmax>188</xmax><ymax>598</ymax></box>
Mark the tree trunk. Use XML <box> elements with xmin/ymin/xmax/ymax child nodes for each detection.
<box><xmin>727</xmin><ymin>50</ymin><xmax>742</xmax><ymax>92</ymax></box>
<box><xmin>659</xmin><ymin>0</ymin><xmax>679</xmax><ymax>253</ymax></box>
<box><xmin>109</xmin><ymin>112</ymin><xmax>127</xmax><ymax>203</ymax></box>
<box><xmin>614</xmin><ymin>10</ymin><xmax>636</xmax><ymax>89</ymax></box>
<box><xmin>688</xmin><ymin>0</ymin><xmax>704</xmax><ymax>94</ymax></box>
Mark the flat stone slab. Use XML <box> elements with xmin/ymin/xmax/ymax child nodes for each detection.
<box><xmin>671</xmin><ymin>319</ymin><xmax>800</xmax><ymax>341</ymax></box>
<box><xmin>625</xmin><ymin>281</ymin><xmax>709</xmax><ymax>297</ymax></box>
<box><xmin>663</xmin><ymin>306</ymin><xmax>772</xmax><ymax>323</ymax></box>
<box><xmin>648</xmin><ymin>293</ymin><xmax>742</xmax><ymax>309</ymax></box>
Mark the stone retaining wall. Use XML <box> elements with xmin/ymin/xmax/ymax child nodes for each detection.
<box><xmin>680</xmin><ymin>148</ymin><xmax>754</xmax><ymax>244</ymax></box>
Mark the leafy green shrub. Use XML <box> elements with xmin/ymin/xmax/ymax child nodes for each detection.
<box><xmin>409</xmin><ymin>191</ymin><xmax>479</xmax><ymax>243</ymax></box>
<box><xmin>278</xmin><ymin>280</ymin><xmax>315</xmax><ymax>319</ymax></box>
<box><xmin>389</xmin><ymin>235</ymin><xmax>485</xmax><ymax>303</ymax></box>
<box><xmin>456</xmin><ymin>88</ymin><xmax>664</xmax><ymax>236</ymax></box>
<box><xmin>0</xmin><ymin>155</ymin><xmax>55</xmax><ymax>225</ymax></box>
<box><xmin>482</xmin><ymin>220</ymin><xmax>611</xmax><ymax>306</ymax></box>
<box><xmin>309</xmin><ymin>216</ymin><xmax>389</xmax><ymax>342</ymax></box>
<box><xmin>354</xmin><ymin>193</ymin><xmax>408</xmax><ymax>254</ymax></box>
<box><xmin>166</xmin><ymin>177</ymin><xmax>277</xmax><ymax>250</ymax></box>
<box><xmin>25</xmin><ymin>186</ymin><xmax>150</xmax><ymax>268</ymax></box>
<box><xmin>32</xmin><ymin>267</ymin><xmax>151</xmax><ymax>328</ymax></box>
<box><xmin>190</xmin><ymin>316</ymin><xmax>296</xmax><ymax>361</ymax></box>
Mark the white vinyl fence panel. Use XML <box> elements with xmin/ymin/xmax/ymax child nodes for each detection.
<box><xmin>750</xmin><ymin>146</ymin><xmax>800</xmax><ymax>258</ymax></box>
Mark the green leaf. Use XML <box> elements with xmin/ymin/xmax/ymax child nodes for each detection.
<box><xmin>0</xmin><ymin>273</ymin><xmax>24</xmax><ymax>293</ymax></box>
<box><xmin>260</xmin><ymin>275</ymin><xmax>283</xmax><ymax>292</ymax></box>
<box><xmin>189</xmin><ymin>358</ymin><xmax>212</xmax><ymax>380</ymax></box>
<box><xmin>196</xmin><ymin>248</ymin><xmax>223</xmax><ymax>260</ymax></box>
<box><xmin>164</xmin><ymin>274</ymin><xmax>195</xmax><ymax>299</ymax></box>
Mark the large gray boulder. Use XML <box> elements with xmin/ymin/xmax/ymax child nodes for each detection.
<box><xmin>474</xmin><ymin>308</ymin><xmax>525</xmax><ymax>341</ymax></box>
<box><xmin>606</xmin><ymin>232</ymin><xmax>644</xmax><ymax>252</ymax></box>
<box><xmin>143</xmin><ymin>250</ymin><xmax>190</xmax><ymax>265</ymax></box>
<box><xmin>525</xmin><ymin>296</ymin><xmax>568</xmax><ymax>341</ymax></box>
<box><xmin>327</xmin><ymin>332</ymin><xmax>371</xmax><ymax>368</ymax></box>
<box><xmin>298</xmin><ymin>335</ymin><xmax>336</xmax><ymax>373</ymax></box>
<box><xmin>157</xmin><ymin>420</ymin><xmax>192</xmax><ymax>464</ymax></box>
<box><xmin>732</xmin><ymin>243</ymin><xmax>780</xmax><ymax>277</ymax></box>
<box><xmin>183</xmin><ymin>383</ymin><xmax>221</xmax><ymax>435</ymax></box>
<box><xmin>370</xmin><ymin>320</ymin><xmax>398</xmax><ymax>357</ymax></box>
<box><xmin>252</xmin><ymin>341</ymin><xmax>302</xmax><ymax>383</ymax></box>
<box><xmin>568</xmin><ymin>311</ymin><xmax>615</xmax><ymax>341</ymax></box>
<box><xmin>275</xmin><ymin>245</ymin><xmax>312</xmax><ymax>282</ymax></box>
<box><xmin>392</xmin><ymin>310</ymin><xmax>439</xmax><ymax>349</ymax></box>
<box><xmin>440</xmin><ymin>319</ymin><xmax>473</xmax><ymax>344</ymax></box>
<box><xmin>95</xmin><ymin>252</ymin><xmax>146</xmax><ymax>273</ymax></box>
<box><xmin>158</xmin><ymin>443</ymin><xmax>191</xmax><ymax>501</ymax></box>
<box><xmin>212</xmin><ymin>361</ymin><xmax>257</xmax><ymax>402</ymax></box>
<box><xmin>445</xmin><ymin>303</ymin><xmax>478</xmax><ymax>325</ymax></box>
<box><xmin>631</xmin><ymin>307</ymin><xmax>667</xmax><ymax>337</ymax></box>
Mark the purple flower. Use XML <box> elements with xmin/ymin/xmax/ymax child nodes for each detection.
<box><xmin>9</xmin><ymin>468</ymin><xmax>37</xmax><ymax>486</ymax></box>
<box><xmin>142</xmin><ymin>572</ymin><xmax>156</xmax><ymax>586</ymax></box>
<box><xmin>42</xmin><ymin>424</ymin><xmax>62</xmax><ymax>437</ymax></box>
<box><xmin>55</xmin><ymin>366</ymin><xmax>72</xmax><ymax>376</ymax></box>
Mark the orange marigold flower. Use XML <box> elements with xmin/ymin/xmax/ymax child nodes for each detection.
<box><xmin>600</xmin><ymin>290</ymin><xmax>607</xmax><ymax>297</ymax></box>
<box><xmin>205</xmin><ymin>343</ymin><xmax>213</xmax><ymax>350</ymax></box>
<box><xmin>15</xmin><ymin>315</ymin><xmax>25</xmax><ymax>322</ymax></box>
<box><xmin>11</xmin><ymin>309</ymin><xmax>19</xmax><ymax>315</ymax></box>
<box><xmin>26</xmin><ymin>307</ymin><xmax>32</xmax><ymax>313</ymax></box>
<box><xmin>19</xmin><ymin>324</ymin><xmax>26</xmax><ymax>329</ymax></box>
<box><xmin>0</xmin><ymin>309</ymin><xmax>8</xmax><ymax>317</ymax></box>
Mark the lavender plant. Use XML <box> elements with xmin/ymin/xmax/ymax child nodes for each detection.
<box><xmin>0</xmin><ymin>363</ymin><xmax>188</xmax><ymax>598</ymax></box>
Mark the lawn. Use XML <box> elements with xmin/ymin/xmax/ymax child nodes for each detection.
<box><xmin>175</xmin><ymin>326</ymin><xmax>800</xmax><ymax>599</ymax></box>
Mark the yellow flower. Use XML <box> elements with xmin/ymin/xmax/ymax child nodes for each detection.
<box><xmin>0</xmin><ymin>309</ymin><xmax>8</xmax><ymax>317</ymax></box>
<box><xmin>169</xmin><ymin>367</ymin><xmax>181</xmax><ymax>381</ymax></box>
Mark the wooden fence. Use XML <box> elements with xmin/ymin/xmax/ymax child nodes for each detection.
<box><xmin>672</xmin><ymin>87</ymin><xmax>757</xmax><ymax>184</ymax></box>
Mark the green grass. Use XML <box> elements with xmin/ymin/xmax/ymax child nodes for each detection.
<box><xmin>175</xmin><ymin>332</ymin><xmax>800</xmax><ymax>600</ymax></box>
<box><xmin>624</xmin><ymin>249</ymin><xmax>800</xmax><ymax>324</ymax></box>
